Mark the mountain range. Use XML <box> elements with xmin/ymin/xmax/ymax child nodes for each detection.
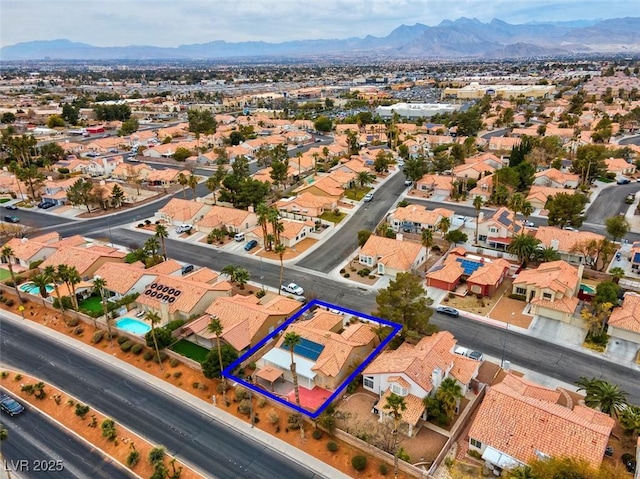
<box><xmin>3</xmin><ymin>17</ymin><xmax>640</xmax><ymax>61</ymax></box>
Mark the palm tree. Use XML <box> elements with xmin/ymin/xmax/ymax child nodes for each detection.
<box><xmin>618</xmin><ymin>405</ymin><xmax>640</xmax><ymax>436</ymax></box>
<box><xmin>30</xmin><ymin>272</ymin><xmax>50</xmax><ymax>306</ymax></box>
<box><xmin>507</xmin><ymin>234</ymin><xmax>541</xmax><ymax>266</ymax></box>
<box><xmin>144</xmin><ymin>236</ymin><xmax>160</xmax><ymax>258</ymax></box>
<box><xmin>221</xmin><ymin>264</ymin><xmax>238</xmax><ymax>281</ymax></box>
<box><xmin>255</xmin><ymin>203</ymin><xmax>270</xmax><ymax>248</ymax></box>
<box><xmin>1</xmin><ymin>246</ymin><xmax>22</xmax><ymax>304</ymax></box>
<box><xmin>234</xmin><ymin>268</ymin><xmax>250</xmax><ymax>290</ymax></box>
<box><xmin>93</xmin><ymin>276</ymin><xmax>112</xmax><ymax>345</ymax></box>
<box><xmin>283</xmin><ymin>332</ymin><xmax>302</xmax><ymax>406</ymax></box>
<box><xmin>274</xmin><ymin>243</ymin><xmax>286</xmax><ymax>295</ymax></box>
<box><xmin>509</xmin><ymin>465</ymin><xmax>536</xmax><ymax>479</ymax></box>
<box><xmin>507</xmin><ymin>193</ymin><xmax>524</xmax><ymax>237</ymax></box>
<box><xmin>472</xmin><ymin>196</ymin><xmax>483</xmax><ymax>244</ymax></box>
<box><xmin>421</xmin><ymin>228</ymin><xmax>433</xmax><ymax>268</ymax></box>
<box><xmin>154</xmin><ymin>224</ymin><xmax>169</xmax><ymax>261</ymax></box>
<box><xmin>267</xmin><ymin>207</ymin><xmax>282</xmax><ymax>250</ymax></box>
<box><xmin>520</xmin><ymin>200</ymin><xmax>534</xmax><ymax>225</ymax></box>
<box><xmin>436</xmin><ymin>216</ymin><xmax>450</xmax><ymax>239</ymax></box>
<box><xmin>383</xmin><ymin>392</ymin><xmax>407</xmax><ymax>479</ymax></box>
<box><xmin>436</xmin><ymin>378</ymin><xmax>463</xmax><ymax>423</ymax></box>
<box><xmin>44</xmin><ymin>265</ymin><xmax>66</xmax><ymax>322</ymax></box>
<box><xmin>356</xmin><ymin>171</ymin><xmax>376</xmax><ymax>190</ymax></box>
<box><xmin>188</xmin><ymin>174</ymin><xmax>198</xmax><ymax>199</ymax></box>
<box><xmin>206</xmin><ymin>174</ymin><xmax>222</xmax><ymax>205</ymax></box>
<box><xmin>207</xmin><ymin>316</ymin><xmax>226</xmax><ymax>395</ymax></box>
<box><xmin>65</xmin><ymin>266</ymin><xmax>82</xmax><ymax>310</ymax></box>
<box><xmin>146</xmin><ymin>311</ymin><xmax>164</xmax><ymax>371</ymax></box>
<box><xmin>177</xmin><ymin>172</ymin><xmax>188</xmax><ymax>200</ymax></box>
<box><xmin>610</xmin><ymin>266</ymin><xmax>625</xmax><ymax>284</ymax></box>
<box><xmin>576</xmin><ymin>376</ymin><xmax>628</xmax><ymax>418</ymax></box>
<box><xmin>535</xmin><ymin>246</ymin><xmax>560</xmax><ymax>263</ymax></box>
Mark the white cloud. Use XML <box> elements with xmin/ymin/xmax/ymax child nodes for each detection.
<box><xmin>1</xmin><ymin>0</ymin><xmax>637</xmax><ymax>47</ymax></box>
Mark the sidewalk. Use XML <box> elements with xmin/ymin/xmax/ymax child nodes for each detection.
<box><xmin>0</xmin><ymin>311</ymin><xmax>350</xmax><ymax>479</ymax></box>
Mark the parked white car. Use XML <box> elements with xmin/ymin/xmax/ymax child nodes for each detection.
<box><xmin>281</xmin><ymin>282</ymin><xmax>304</xmax><ymax>296</ymax></box>
<box><xmin>176</xmin><ymin>224</ymin><xmax>193</xmax><ymax>233</ymax></box>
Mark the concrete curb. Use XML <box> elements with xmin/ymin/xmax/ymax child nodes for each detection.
<box><xmin>0</xmin><ymin>375</ymin><xmax>142</xmax><ymax>479</ymax></box>
<box><xmin>1</xmin><ymin>312</ymin><xmax>350</xmax><ymax>479</ymax></box>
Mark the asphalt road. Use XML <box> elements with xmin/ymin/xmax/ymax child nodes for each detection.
<box><xmin>0</xmin><ymin>317</ymin><xmax>325</xmax><ymax>479</ymax></box>
<box><xmin>618</xmin><ymin>135</ymin><xmax>640</xmax><ymax>146</ymax></box>
<box><xmin>0</xmin><ymin>390</ymin><xmax>133</xmax><ymax>479</ymax></box>
<box><xmin>585</xmin><ymin>182</ymin><xmax>640</xmax><ymax>226</ymax></box>
<box><xmin>297</xmin><ymin>171</ymin><xmax>409</xmax><ymax>272</ymax></box>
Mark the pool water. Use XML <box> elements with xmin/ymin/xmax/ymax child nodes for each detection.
<box><xmin>116</xmin><ymin>317</ymin><xmax>151</xmax><ymax>335</ymax></box>
<box><xmin>19</xmin><ymin>282</ymin><xmax>55</xmax><ymax>294</ymax></box>
<box><xmin>579</xmin><ymin>283</ymin><xmax>596</xmax><ymax>294</ymax></box>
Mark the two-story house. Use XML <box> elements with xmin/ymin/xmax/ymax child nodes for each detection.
<box><xmin>388</xmin><ymin>205</ymin><xmax>454</xmax><ymax>234</ymax></box>
<box><xmin>607</xmin><ymin>292</ymin><xmax>640</xmax><ymax>348</ymax></box>
<box><xmin>534</xmin><ymin>227</ymin><xmax>605</xmax><ymax>265</ymax></box>
<box><xmin>512</xmin><ymin>260</ymin><xmax>582</xmax><ymax>322</ymax></box>
<box><xmin>532</xmin><ymin>168</ymin><xmax>580</xmax><ymax>189</ymax></box>
<box><xmin>476</xmin><ymin>207</ymin><xmax>522</xmax><ymax>250</ymax></box>
<box><xmin>157</xmin><ymin>198</ymin><xmax>210</xmax><ymax>227</ymax></box>
<box><xmin>415</xmin><ymin>174</ymin><xmax>454</xmax><ymax>198</ymax></box>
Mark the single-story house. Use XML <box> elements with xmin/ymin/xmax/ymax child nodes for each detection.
<box><xmin>358</xmin><ymin>235</ymin><xmax>426</xmax><ymax>276</ymax></box>
<box><xmin>607</xmin><ymin>292</ymin><xmax>640</xmax><ymax>346</ymax></box>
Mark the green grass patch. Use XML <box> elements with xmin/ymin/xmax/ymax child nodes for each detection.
<box><xmin>597</xmin><ymin>177</ymin><xmax>614</xmax><ymax>183</ymax></box>
<box><xmin>0</xmin><ymin>268</ymin><xmax>12</xmax><ymax>281</ymax></box>
<box><xmin>170</xmin><ymin>339</ymin><xmax>210</xmax><ymax>363</ymax></box>
<box><xmin>344</xmin><ymin>187</ymin><xmax>372</xmax><ymax>201</ymax></box>
<box><xmin>79</xmin><ymin>295</ymin><xmax>103</xmax><ymax>314</ymax></box>
<box><xmin>0</xmin><ymin>198</ymin><xmax>11</xmax><ymax>204</ymax></box>
<box><xmin>319</xmin><ymin>210</ymin><xmax>346</xmax><ymax>224</ymax></box>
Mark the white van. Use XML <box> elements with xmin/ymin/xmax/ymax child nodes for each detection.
<box><xmin>234</xmin><ymin>232</ymin><xmax>245</xmax><ymax>242</ymax></box>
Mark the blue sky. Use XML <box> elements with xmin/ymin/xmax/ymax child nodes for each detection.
<box><xmin>1</xmin><ymin>0</ymin><xmax>637</xmax><ymax>47</ymax></box>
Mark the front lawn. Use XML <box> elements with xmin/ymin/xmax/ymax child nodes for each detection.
<box><xmin>0</xmin><ymin>268</ymin><xmax>12</xmax><ymax>281</ymax></box>
<box><xmin>78</xmin><ymin>295</ymin><xmax>103</xmax><ymax>315</ymax></box>
<box><xmin>344</xmin><ymin>187</ymin><xmax>372</xmax><ymax>201</ymax></box>
<box><xmin>0</xmin><ymin>198</ymin><xmax>10</xmax><ymax>204</ymax></box>
<box><xmin>171</xmin><ymin>339</ymin><xmax>210</xmax><ymax>363</ymax></box>
<box><xmin>319</xmin><ymin>210</ymin><xmax>346</xmax><ymax>223</ymax></box>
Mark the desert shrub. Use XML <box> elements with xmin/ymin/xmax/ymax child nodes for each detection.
<box><xmin>357</xmin><ymin>268</ymin><xmax>371</xmax><ymax>277</ymax></box>
<box><xmin>126</xmin><ymin>450</ymin><xmax>140</xmax><ymax>467</ymax></box>
<box><xmin>327</xmin><ymin>441</ymin><xmax>338</xmax><ymax>452</ymax></box>
<box><xmin>75</xmin><ymin>403</ymin><xmax>90</xmax><ymax>419</ymax></box>
<box><xmin>29</xmin><ymin>259</ymin><xmax>44</xmax><ymax>269</ymax></box>
<box><xmin>73</xmin><ymin>326</ymin><xmax>83</xmax><ymax>335</ymax></box>
<box><xmin>287</xmin><ymin>413</ymin><xmax>303</xmax><ymax>430</ymax></box>
<box><xmin>379</xmin><ymin>463</ymin><xmax>389</xmax><ymax>475</ymax></box>
<box><xmin>431</xmin><ymin>244</ymin><xmax>441</xmax><ymax>253</ymax></box>
<box><xmin>101</xmin><ymin>418</ymin><xmax>117</xmax><ymax>441</ymax></box>
<box><xmin>351</xmin><ymin>455</ymin><xmax>367</xmax><ymax>471</ymax></box>
<box><xmin>170</xmin><ymin>358</ymin><xmax>179</xmax><ymax>367</ymax></box>
<box><xmin>235</xmin><ymin>386</ymin><xmax>250</xmax><ymax>402</ymax></box>
<box><xmin>143</xmin><ymin>351</ymin><xmax>154</xmax><ymax>361</ymax></box>
<box><xmin>312</xmin><ymin>429</ymin><xmax>323</xmax><ymax>440</ymax></box>
<box><xmin>14</xmin><ymin>374</ymin><xmax>22</xmax><ymax>381</ymax></box>
<box><xmin>268</xmin><ymin>412</ymin><xmax>280</xmax><ymax>424</ymax></box>
<box><xmin>257</xmin><ymin>396</ymin><xmax>266</xmax><ymax>408</ymax></box>
<box><xmin>145</xmin><ymin>219</ymin><xmax>151</xmax><ymax>225</ymax></box>
<box><xmin>192</xmin><ymin>382</ymin><xmax>200</xmax><ymax>389</ymax></box>
<box><xmin>131</xmin><ymin>343</ymin><xmax>143</xmax><ymax>355</ymax></box>
<box><xmin>152</xmin><ymin>351</ymin><xmax>168</xmax><ymax>363</ymax></box>
<box><xmin>148</xmin><ymin>446</ymin><xmax>165</xmax><ymax>465</ymax></box>
<box><xmin>255</xmin><ymin>289</ymin><xmax>267</xmax><ymax>299</ymax></box>
<box><xmin>67</xmin><ymin>317</ymin><xmax>79</xmax><ymax>327</ymax></box>
<box><xmin>120</xmin><ymin>340</ymin><xmax>134</xmax><ymax>352</ymax></box>
<box><xmin>398</xmin><ymin>448</ymin><xmax>410</xmax><ymax>462</ymax></box>
<box><xmin>216</xmin><ymin>383</ymin><xmax>229</xmax><ymax>394</ymax></box>
<box><xmin>508</xmin><ymin>293</ymin><xmax>526</xmax><ymax>301</ymax></box>
<box><xmin>5</xmin><ymin>299</ymin><xmax>15</xmax><ymax>307</ymax></box>
<box><xmin>343</xmin><ymin>273</ymin><xmax>350</xmax><ymax>278</ymax></box>
<box><xmin>172</xmin><ymin>371</ymin><xmax>182</xmax><ymax>378</ymax></box>
<box><xmin>165</xmin><ymin>319</ymin><xmax>185</xmax><ymax>332</ymax></box>
<box><xmin>238</xmin><ymin>399</ymin><xmax>252</xmax><ymax>416</ymax></box>
<box><xmin>317</xmin><ymin>413</ymin><xmax>336</xmax><ymax>433</ymax></box>
<box><xmin>117</xmin><ymin>336</ymin><xmax>128</xmax><ymax>345</ymax></box>
<box><xmin>622</xmin><ymin>453</ymin><xmax>634</xmax><ymax>463</ymax></box>
<box><xmin>0</xmin><ymin>371</ymin><xmax>8</xmax><ymax>379</ymax></box>
<box><xmin>91</xmin><ymin>330</ymin><xmax>104</xmax><ymax>343</ymax></box>
<box><xmin>339</xmin><ymin>268</ymin><xmax>346</xmax><ymax>274</ymax></box>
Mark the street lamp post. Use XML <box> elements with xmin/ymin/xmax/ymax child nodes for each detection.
<box><xmin>501</xmin><ymin>312</ymin><xmax>514</xmax><ymax>368</ymax></box>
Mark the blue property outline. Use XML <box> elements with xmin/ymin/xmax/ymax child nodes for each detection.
<box><xmin>222</xmin><ymin>298</ymin><xmax>402</xmax><ymax>419</ymax></box>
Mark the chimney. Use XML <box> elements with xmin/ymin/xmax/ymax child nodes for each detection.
<box><xmin>99</xmin><ymin>180</ymin><xmax>106</xmax><ymax>186</ymax></box>
<box><xmin>247</xmin><ymin>205</ymin><xmax>254</xmax><ymax>213</ymax></box>
<box><xmin>432</xmin><ymin>367</ymin><xmax>443</xmax><ymax>390</ymax></box>
<box><xmin>395</xmin><ymin>233</ymin><xmax>403</xmax><ymax>242</ymax></box>
<box><xmin>550</xmin><ymin>239</ymin><xmax>559</xmax><ymax>250</ymax></box>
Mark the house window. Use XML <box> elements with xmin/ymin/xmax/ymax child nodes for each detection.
<box><xmin>515</xmin><ymin>287</ymin><xmax>526</xmax><ymax>295</ymax></box>
<box><xmin>470</xmin><ymin>438</ymin><xmax>482</xmax><ymax>449</ymax></box>
<box><xmin>543</xmin><ymin>292</ymin><xmax>552</xmax><ymax>300</ymax></box>
<box><xmin>489</xmin><ymin>227</ymin><xmax>498</xmax><ymax>234</ymax></box>
<box><xmin>390</xmin><ymin>384</ymin><xmax>407</xmax><ymax>396</ymax></box>
<box><xmin>479</xmin><ymin>235</ymin><xmax>487</xmax><ymax>241</ymax></box>
<box><xmin>363</xmin><ymin>376</ymin><xmax>374</xmax><ymax>389</ymax></box>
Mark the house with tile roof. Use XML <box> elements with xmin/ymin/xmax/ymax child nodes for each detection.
<box><xmin>453</xmin><ymin>161</ymin><xmax>496</xmax><ymax>181</ymax></box>
<box><xmin>605</xmin><ymin>157</ymin><xmax>636</xmax><ymax>177</ymax></box>
<box><xmin>415</xmin><ymin>174</ymin><xmax>454</xmax><ymax>198</ymax></box>
<box><xmin>40</xmin><ymin>177</ymin><xmax>78</xmax><ymax>206</ymax></box>
<box><xmin>533</xmin><ymin>168</ymin><xmax>580</xmax><ymax>189</ymax></box>
<box><xmin>142</xmin><ymin>141</ymin><xmax>198</xmax><ymax>159</ymax></box>
<box><xmin>468</xmin><ymin>373</ymin><xmax>614</xmax><ymax>471</ymax></box>
<box><xmin>469</xmin><ymin>174</ymin><xmax>494</xmax><ymax>202</ymax></box>
<box><xmin>512</xmin><ymin>260</ymin><xmax>582</xmax><ymax>322</ymax></box>
<box><xmin>93</xmin><ymin>262</ymin><xmax>156</xmax><ymax>300</ymax></box>
<box><xmin>488</xmin><ymin>136</ymin><xmax>521</xmax><ymax>151</ymax></box>
<box><xmin>39</xmin><ymin>243</ymin><xmax>126</xmax><ymax>280</ymax></box>
<box><xmin>534</xmin><ymin>226</ymin><xmax>605</xmax><ymax>265</ymax></box>
<box><xmin>477</xmin><ymin>207</ymin><xmax>522</xmax><ymax>250</ymax></box>
<box><xmin>135</xmin><ymin>273</ymin><xmax>232</xmax><ymax>324</ymax></box>
<box><xmin>195</xmin><ymin>205</ymin><xmax>258</xmax><ymax>234</ymax></box>
<box><xmin>257</xmin><ymin>309</ymin><xmax>379</xmax><ymax>391</ymax></box>
<box><xmin>607</xmin><ymin>292</ymin><xmax>640</xmax><ymax>346</ymax></box>
<box><xmin>388</xmin><ymin>205</ymin><xmax>454</xmax><ymax>234</ymax></box>
<box><xmin>146</xmin><ymin>168</ymin><xmax>191</xmax><ymax>187</ymax></box>
<box><xmin>111</xmin><ymin>162</ymin><xmax>153</xmax><ymax>181</ymax></box>
<box><xmin>359</xmin><ymin>235</ymin><xmax>426</xmax><ymax>277</ymax></box>
<box><xmin>525</xmin><ymin>186</ymin><xmax>576</xmax><ymax>210</ymax></box>
<box><xmin>183</xmin><ymin>294</ymin><xmax>303</xmax><ymax>352</ymax></box>
<box><xmin>426</xmin><ymin>249</ymin><xmax>511</xmax><ymax>297</ymax></box>
<box><xmin>246</xmin><ymin>218</ymin><xmax>315</xmax><ymax>248</ymax></box>
<box><xmin>363</xmin><ymin>331</ymin><xmax>481</xmax><ymax>436</ymax></box>
<box><xmin>276</xmin><ymin>192</ymin><xmax>337</xmax><ymax>220</ymax></box>
<box><xmin>293</xmin><ymin>172</ymin><xmax>354</xmax><ymax>201</ymax></box>
<box><xmin>2</xmin><ymin>232</ymin><xmax>61</xmax><ymax>269</ymax></box>
<box><xmin>157</xmin><ymin>198</ymin><xmax>210</xmax><ymax>226</ymax></box>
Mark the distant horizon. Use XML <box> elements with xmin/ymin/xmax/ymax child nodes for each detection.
<box><xmin>1</xmin><ymin>0</ymin><xmax>638</xmax><ymax>48</ymax></box>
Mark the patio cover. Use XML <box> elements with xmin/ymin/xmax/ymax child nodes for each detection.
<box><xmin>261</xmin><ymin>347</ymin><xmax>317</xmax><ymax>387</ymax></box>
<box><xmin>256</xmin><ymin>366</ymin><xmax>284</xmax><ymax>383</ymax></box>
<box><xmin>481</xmin><ymin>446</ymin><xmax>521</xmax><ymax>469</ymax></box>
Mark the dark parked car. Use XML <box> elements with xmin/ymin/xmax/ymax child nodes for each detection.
<box><xmin>38</xmin><ymin>201</ymin><xmax>55</xmax><ymax>209</ymax></box>
<box><xmin>617</xmin><ymin>178</ymin><xmax>631</xmax><ymax>185</ymax></box>
<box><xmin>244</xmin><ymin>239</ymin><xmax>258</xmax><ymax>251</ymax></box>
<box><xmin>0</xmin><ymin>393</ymin><xmax>24</xmax><ymax>416</ymax></box>
<box><xmin>436</xmin><ymin>306</ymin><xmax>460</xmax><ymax>317</ymax></box>
<box><xmin>3</xmin><ymin>215</ymin><xmax>19</xmax><ymax>223</ymax></box>
<box><xmin>4</xmin><ymin>205</ymin><xmax>17</xmax><ymax>210</ymax></box>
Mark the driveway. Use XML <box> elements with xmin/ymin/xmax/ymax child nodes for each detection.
<box><xmin>606</xmin><ymin>337</ymin><xmax>639</xmax><ymax>364</ymax></box>
<box><xmin>586</xmin><ymin>183</ymin><xmax>640</xmax><ymax>228</ymax></box>
<box><xmin>528</xmin><ymin>315</ymin><xmax>586</xmax><ymax>348</ymax></box>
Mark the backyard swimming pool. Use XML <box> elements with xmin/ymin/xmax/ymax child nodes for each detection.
<box><xmin>115</xmin><ymin>317</ymin><xmax>151</xmax><ymax>335</ymax></box>
<box><xmin>579</xmin><ymin>283</ymin><xmax>596</xmax><ymax>294</ymax></box>
<box><xmin>19</xmin><ymin>282</ymin><xmax>55</xmax><ymax>294</ymax></box>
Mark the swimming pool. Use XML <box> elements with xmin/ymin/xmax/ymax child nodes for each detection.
<box><xmin>115</xmin><ymin>317</ymin><xmax>151</xmax><ymax>335</ymax></box>
<box><xmin>579</xmin><ymin>283</ymin><xmax>596</xmax><ymax>294</ymax></box>
<box><xmin>19</xmin><ymin>282</ymin><xmax>55</xmax><ymax>294</ymax></box>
